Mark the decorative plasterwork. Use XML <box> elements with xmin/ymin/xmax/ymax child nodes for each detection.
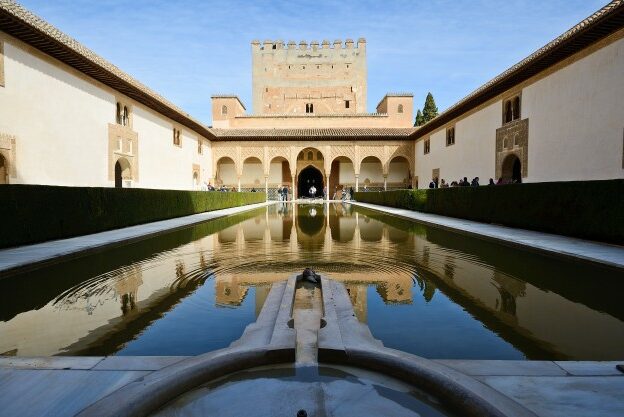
<box><xmin>495</xmin><ymin>118</ymin><xmax>529</xmax><ymax>179</ymax></box>
<box><xmin>108</xmin><ymin>123</ymin><xmax>139</xmax><ymax>182</ymax></box>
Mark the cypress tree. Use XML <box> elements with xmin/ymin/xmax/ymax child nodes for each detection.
<box><xmin>422</xmin><ymin>92</ymin><xmax>439</xmax><ymax>123</ymax></box>
<box><xmin>415</xmin><ymin>109</ymin><xmax>424</xmax><ymax>127</ymax></box>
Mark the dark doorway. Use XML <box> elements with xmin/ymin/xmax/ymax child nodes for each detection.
<box><xmin>502</xmin><ymin>154</ymin><xmax>522</xmax><ymax>184</ymax></box>
<box><xmin>114</xmin><ymin>161</ymin><xmax>122</xmax><ymax>188</ymax></box>
<box><xmin>298</xmin><ymin>166</ymin><xmax>323</xmax><ymax>198</ymax></box>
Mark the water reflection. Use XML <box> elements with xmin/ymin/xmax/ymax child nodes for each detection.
<box><xmin>0</xmin><ymin>203</ymin><xmax>623</xmax><ymax>359</ymax></box>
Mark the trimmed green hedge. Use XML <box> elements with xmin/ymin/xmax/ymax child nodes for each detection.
<box><xmin>354</xmin><ymin>180</ymin><xmax>624</xmax><ymax>243</ymax></box>
<box><xmin>0</xmin><ymin>185</ymin><xmax>266</xmax><ymax>248</ymax></box>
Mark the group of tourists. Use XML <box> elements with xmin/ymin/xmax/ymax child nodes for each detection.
<box><xmin>429</xmin><ymin>176</ymin><xmax>522</xmax><ymax>189</ymax></box>
<box><xmin>278</xmin><ymin>185</ymin><xmax>290</xmax><ymax>201</ymax></box>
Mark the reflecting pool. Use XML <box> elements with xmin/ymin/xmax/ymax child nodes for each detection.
<box><xmin>1</xmin><ymin>203</ymin><xmax>623</xmax><ymax>359</ymax></box>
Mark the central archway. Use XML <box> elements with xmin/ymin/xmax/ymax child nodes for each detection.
<box><xmin>297</xmin><ymin>165</ymin><xmax>323</xmax><ymax>198</ymax></box>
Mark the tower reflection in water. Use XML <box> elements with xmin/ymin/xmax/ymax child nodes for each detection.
<box><xmin>0</xmin><ymin>203</ymin><xmax>623</xmax><ymax>360</ymax></box>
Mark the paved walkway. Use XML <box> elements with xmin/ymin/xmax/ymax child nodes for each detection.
<box><xmin>350</xmin><ymin>202</ymin><xmax>624</xmax><ymax>270</ymax></box>
<box><xmin>1</xmin><ymin>356</ymin><xmax>622</xmax><ymax>417</ymax></box>
<box><xmin>0</xmin><ymin>201</ymin><xmax>274</xmax><ymax>279</ymax></box>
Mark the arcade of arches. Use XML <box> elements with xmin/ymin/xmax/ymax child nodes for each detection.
<box><xmin>212</xmin><ymin>141</ymin><xmax>414</xmax><ymax>198</ymax></box>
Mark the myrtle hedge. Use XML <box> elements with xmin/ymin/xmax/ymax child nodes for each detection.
<box><xmin>0</xmin><ymin>185</ymin><xmax>266</xmax><ymax>248</ymax></box>
<box><xmin>354</xmin><ymin>179</ymin><xmax>624</xmax><ymax>243</ymax></box>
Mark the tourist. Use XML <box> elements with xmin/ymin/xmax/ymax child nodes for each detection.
<box><xmin>309</xmin><ymin>185</ymin><xmax>316</xmax><ymax>198</ymax></box>
<box><xmin>440</xmin><ymin>179</ymin><xmax>449</xmax><ymax>188</ymax></box>
<box><xmin>496</xmin><ymin>177</ymin><xmax>503</xmax><ymax>185</ymax></box>
<box><xmin>429</xmin><ymin>180</ymin><xmax>435</xmax><ymax>189</ymax></box>
<box><xmin>323</xmin><ymin>186</ymin><xmax>327</xmax><ymax>199</ymax></box>
<box><xmin>488</xmin><ymin>178</ymin><xmax>495</xmax><ymax>186</ymax></box>
<box><xmin>363</xmin><ymin>184</ymin><xmax>368</xmax><ymax>192</ymax></box>
<box><xmin>231</xmin><ymin>186</ymin><xmax>237</xmax><ymax>192</ymax></box>
<box><xmin>251</xmin><ymin>188</ymin><xmax>257</xmax><ymax>192</ymax></box>
<box><xmin>349</xmin><ymin>186</ymin><xmax>354</xmax><ymax>198</ymax></box>
<box><xmin>460</xmin><ymin>177</ymin><xmax>469</xmax><ymax>187</ymax></box>
<box><xmin>450</xmin><ymin>181</ymin><xmax>458</xmax><ymax>187</ymax></box>
<box><xmin>471</xmin><ymin>177</ymin><xmax>480</xmax><ymax>187</ymax></box>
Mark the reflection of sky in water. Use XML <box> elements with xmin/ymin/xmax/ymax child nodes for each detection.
<box><xmin>1</xmin><ymin>203</ymin><xmax>623</xmax><ymax>359</ymax></box>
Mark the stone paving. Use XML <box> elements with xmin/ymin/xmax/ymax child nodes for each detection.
<box><xmin>350</xmin><ymin>202</ymin><xmax>624</xmax><ymax>269</ymax></box>
<box><xmin>0</xmin><ymin>201</ymin><xmax>274</xmax><ymax>278</ymax></box>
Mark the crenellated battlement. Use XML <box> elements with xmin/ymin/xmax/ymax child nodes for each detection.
<box><xmin>252</xmin><ymin>38</ymin><xmax>366</xmax><ymax>51</ymax></box>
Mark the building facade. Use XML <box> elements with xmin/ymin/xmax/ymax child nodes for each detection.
<box><xmin>0</xmin><ymin>0</ymin><xmax>622</xmax><ymax>195</ymax></box>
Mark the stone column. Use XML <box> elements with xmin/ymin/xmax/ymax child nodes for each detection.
<box><xmin>383</xmin><ymin>175</ymin><xmax>387</xmax><ymax>191</ymax></box>
<box><xmin>355</xmin><ymin>174</ymin><xmax>359</xmax><ymax>192</ymax></box>
<box><xmin>292</xmin><ymin>175</ymin><xmax>296</xmax><ymax>201</ymax></box>
<box><xmin>237</xmin><ymin>176</ymin><xmax>241</xmax><ymax>192</ymax></box>
<box><xmin>264</xmin><ymin>175</ymin><xmax>269</xmax><ymax>200</ymax></box>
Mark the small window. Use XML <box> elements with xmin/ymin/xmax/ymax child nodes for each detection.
<box><xmin>116</xmin><ymin>102</ymin><xmax>122</xmax><ymax>124</ymax></box>
<box><xmin>272</xmin><ymin>44</ymin><xmax>276</xmax><ymax>50</ymax></box>
<box><xmin>265</xmin><ymin>87</ymin><xmax>268</xmax><ymax>93</ymax></box>
<box><xmin>198</xmin><ymin>139</ymin><xmax>202</xmax><ymax>154</ymax></box>
<box><xmin>305</xmin><ymin>103</ymin><xmax>314</xmax><ymax>113</ymax></box>
<box><xmin>424</xmin><ymin>139</ymin><xmax>431</xmax><ymax>155</ymax></box>
<box><xmin>173</xmin><ymin>128</ymin><xmax>181</xmax><ymax>146</ymax></box>
<box><xmin>222</xmin><ymin>105</ymin><xmax>228</xmax><ymax>115</ymax></box>
<box><xmin>398</xmin><ymin>104</ymin><xmax>404</xmax><ymax>113</ymax></box>
<box><xmin>288</xmin><ymin>65</ymin><xmax>291</xmax><ymax>69</ymax></box>
<box><xmin>122</xmin><ymin>106</ymin><xmax>129</xmax><ymax>126</ymax></box>
<box><xmin>446</xmin><ymin>127</ymin><xmax>455</xmax><ymax>146</ymax></box>
<box><xmin>302</xmin><ymin>65</ymin><xmax>305</xmax><ymax>70</ymax></box>
<box><xmin>512</xmin><ymin>96</ymin><xmax>521</xmax><ymax>120</ymax></box>
<box><xmin>317</xmin><ymin>65</ymin><xmax>320</xmax><ymax>69</ymax></box>
<box><xmin>346</xmin><ymin>64</ymin><xmax>349</xmax><ymax>69</ymax></box>
<box><xmin>345</xmin><ymin>100</ymin><xmax>350</xmax><ymax>109</ymax></box>
<box><xmin>503</xmin><ymin>95</ymin><xmax>521</xmax><ymax>124</ymax></box>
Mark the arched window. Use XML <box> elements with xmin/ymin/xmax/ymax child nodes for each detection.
<box><xmin>316</xmin><ymin>151</ymin><xmax>322</xmax><ymax>160</ymax></box>
<box><xmin>398</xmin><ymin>104</ymin><xmax>404</xmax><ymax>113</ymax></box>
<box><xmin>222</xmin><ymin>105</ymin><xmax>228</xmax><ymax>115</ymax></box>
<box><xmin>123</xmin><ymin>106</ymin><xmax>129</xmax><ymax>126</ymax></box>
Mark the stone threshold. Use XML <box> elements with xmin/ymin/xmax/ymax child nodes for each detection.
<box><xmin>350</xmin><ymin>201</ymin><xmax>624</xmax><ymax>270</ymax></box>
<box><xmin>0</xmin><ymin>201</ymin><xmax>275</xmax><ymax>279</ymax></box>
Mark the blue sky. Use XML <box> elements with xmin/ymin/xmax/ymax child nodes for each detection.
<box><xmin>19</xmin><ymin>0</ymin><xmax>606</xmax><ymax>124</ymax></box>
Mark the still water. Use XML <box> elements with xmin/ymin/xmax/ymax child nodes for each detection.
<box><xmin>1</xmin><ymin>203</ymin><xmax>623</xmax><ymax>359</ymax></box>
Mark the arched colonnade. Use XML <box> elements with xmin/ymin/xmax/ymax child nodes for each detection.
<box><xmin>212</xmin><ymin>142</ymin><xmax>415</xmax><ymax>198</ymax></box>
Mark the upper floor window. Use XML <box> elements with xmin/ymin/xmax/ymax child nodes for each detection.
<box><xmin>424</xmin><ymin>139</ymin><xmax>431</xmax><ymax>155</ymax></box>
<box><xmin>503</xmin><ymin>95</ymin><xmax>521</xmax><ymax>124</ymax></box>
<box><xmin>398</xmin><ymin>104</ymin><xmax>404</xmax><ymax>113</ymax></box>
<box><xmin>173</xmin><ymin>128</ymin><xmax>181</xmax><ymax>146</ymax></box>
<box><xmin>116</xmin><ymin>102</ymin><xmax>131</xmax><ymax>126</ymax></box>
<box><xmin>446</xmin><ymin>127</ymin><xmax>455</xmax><ymax>146</ymax></box>
<box><xmin>305</xmin><ymin>103</ymin><xmax>314</xmax><ymax>114</ymax></box>
<box><xmin>221</xmin><ymin>105</ymin><xmax>228</xmax><ymax>116</ymax></box>
<box><xmin>345</xmin><ymin>100</ymin><xmax>350</xmax><ymax>109</ymax></box>
<box><xmin>197</xmin><ymin>139</ymin><xmax>203</xmax><ymax>154</ymax></box>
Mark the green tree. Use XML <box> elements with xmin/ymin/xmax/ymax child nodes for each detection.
<box><xmin>414</xmin><ymin>109</ymin><xmax>424</xmax><ymax>127</ymax></box>
<box><xmin>422</xmin><ymin>92</ymin><xmax>438</xmax><ymax>123</ymax></box>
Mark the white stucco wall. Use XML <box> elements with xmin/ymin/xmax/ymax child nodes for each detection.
<box><xmin>523</xmin><ymin>36</ymin><xmax>624</xmax><ymax>182</ymax></box>
<box><xmin>415</xmin><ymin>34</ymin><xmax>624</xmax><ymax>187</ymax></box>
<box><xmin>0</xmin><ymin>39</ymin><xmax>112</xmax><ymax>186</ymax></box>
<box><xmin>0</xmin><ymin>34</ymin><xmax>212</xmax><ymax>190</ymax></box>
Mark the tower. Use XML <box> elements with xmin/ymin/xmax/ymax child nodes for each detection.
<box><xmin>251</xmin><ymin>38</ymin><xmax>367</xmax><ymax>115</ymax></box>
